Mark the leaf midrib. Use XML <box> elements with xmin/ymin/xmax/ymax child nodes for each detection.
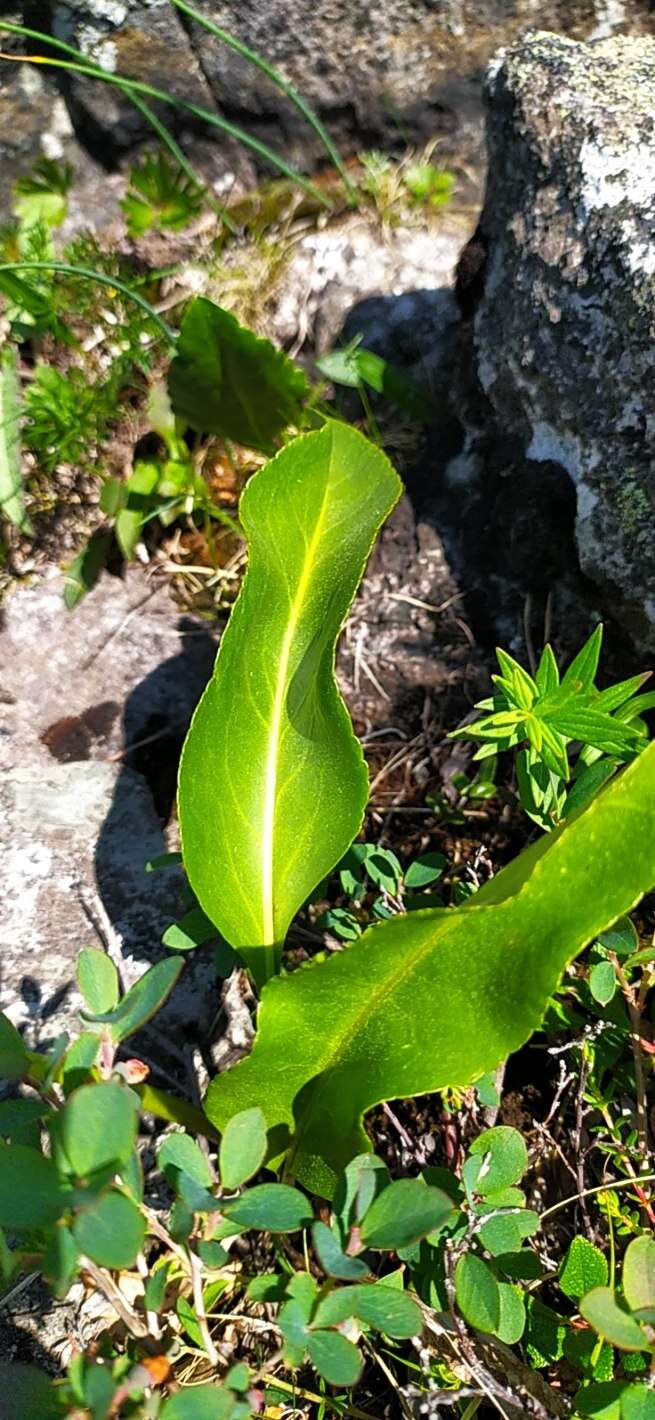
<box><xmin>261</xmin><ymin>465</ymin><xmax>331</xmax><ymax>943</ymax></box>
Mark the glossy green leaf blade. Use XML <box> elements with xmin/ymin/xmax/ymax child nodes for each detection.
<box><xmin>168</xmin><ymin>297</ymin><xmax>309</xmax><ymax>451</ymax></box>
<box><xmin>73</xmin><ymin>1190</ymin><xmax>146</xmax><ymax>1269</ymax></box>
<box><xmin>206</xmin><ymin>743</ymin><xmax>655</xmax><ymax>1194</ymax></box>
<box><xmin>178</xmin><ymin>422</ymin><xmax>401</xmax><ymax>978</ymax></box>
<box><xmin>0</xmin><ymin>345</ymin><xmax>31</xmax><ymax>533</ymax></box>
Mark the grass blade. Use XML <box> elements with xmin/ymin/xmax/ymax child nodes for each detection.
<box><xmin>0</xmin><ymin>28</ymin><xmax>330</xmax><ymax>207</ymax></box>
<box><xmin>170</xmin><ymin>0</ymin><xmax>356</xmax><ymax>199</ymax></box>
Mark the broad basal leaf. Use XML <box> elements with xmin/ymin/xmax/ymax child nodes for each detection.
<box><xmin>168</xmin><ymin>296</ymin><xmax>309</xmax><ymax>451</ymax></box>
<box><xmin>0</xmin><ymin>345</ymin><xmax>31</xmax><ymax>533</ymax></box>
<box><xmin>206</xmin><ymin>742</ymin><xmax>655</xmax><ymax>1194</ymax></box>
<box><xmin>178</xmin><ymin>421</ymin><xmax>401</xmax><ymax>982</ymax></box>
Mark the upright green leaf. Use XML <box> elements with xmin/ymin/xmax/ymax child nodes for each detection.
<box><xmin>206</xmin><ymin>743</ymin><xmax>655</xmax><ymax>1194</ymax></box>
<box><xmin>560</xmin><ymin>1237</ymin><xmax>608</xmax><ymax>1300</ymax></box>
<box><xmin>455</xmin><ymin>1254</ymin><xmax>501</xmax><ymax>1333</ymax></box>
<box><xmin>178</xmin><ymin>422</ymin><xmax>401</xmax><ymax>983</ymax></box>
<box><xmin>623</xmin><ymin>1237</ymin><xmax>655</xmax><ymax>1313</ymax></box>
<box><xmin>0</xmin><ymin>345</ymin><xmax>31</xmax><ymax>532</ymax></box>
<box><xmin>168</xmin><ymin>297</ymin><xmax>309</xmax><ymax>451</ymax></box>
<box><xmin>82</xmin><ymin>958</ymin><xmax>183</xmax><ymax>1042</ymax></box>
<box><xmin>77</xmin><ymin>948</ymin><xmax>119</xmax><ymax>1016</ymax></box>
<box><xmin>562</xmin><ymin>624</ymin><xmax>603</xmax><ymax>692</ymax></box>
<box><xmin>219</xmin><ymin>1106</ymin><xmax>267</xmax><ymax>1190</ymax></box>
<box><xmin>161</xmin><ymin>1388</ymin><xmax>234</xmax><ymax>1420</ymax></box>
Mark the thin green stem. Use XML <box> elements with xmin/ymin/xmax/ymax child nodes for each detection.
<box><xmin>0</xmin><ymin>19</ymin><xmax>237</xmax><ymax>234</ymax></box>
<box><xmin>0</xmin><ymin>261</ymin><xmax>176</xmax><ymax>344</ymax></box>
<box><xmin>170</xmin><ymin>0</ymin><xmax>356</xmax><ymax>200</ymax></box>
<box><xmin>539</xmin><ymin>1173</ymin><xmax>655</xmax><ymax>1223</ymax></box>
<box><xmin>0</xmin><ymin>28</ymin><xmax>330</xmax><ymax>206</ymax></box>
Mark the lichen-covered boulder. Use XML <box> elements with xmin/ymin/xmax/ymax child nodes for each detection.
<box><xmin>463</xmin><ymin>30</ymin><xmax>655</xmax><ymax>650</ymax></box>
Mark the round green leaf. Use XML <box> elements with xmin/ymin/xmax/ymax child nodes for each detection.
<box><xmin>77</xmin><ymin>948</ymin><xmax>119</xmax><ymax>1016</ymax></box>
<box><xmin>580</xmin><ymin>1288</ymin><xmax>648</xmax><ymax>1351</ymax></box>
<box><xmin>496</xmin><ymin>1282</ymin><xmax>526</xmax><ymax>1344</ymax></box>
<box><xmin>623</xmin><ymin>1237</ymin><xmax>655</xmax><ymax>1313</ymax></box>
<box><xmin>478</xmin><ymin>1209</ymin><xmax>538</xmax><ymax>1256</ymax></box>
<box><xmin>219</xmin><ymin>1107</ymin><xmax>267</xmax><ymax>1191</ymax></box>
<box><xmin>60</xmin><ymin>1081</ymin><xmax>137</xmax><ymax>1178</ymax></box>
<box><xmin>158</xmin><ymin>1132</ymin><xmax>212</xmax><ymax>1189</ymax></box>
<box><xmin>0</xmin><ymin>1012</ymin><xmax>29</xmax><ymax>1082</ymax></box>
<box><xmin>360</xmin><ymin>1178</ymin><xmax>455</xmax><ymax>1251</ymax></box>
<box><xmin>464</xmin><ymin>1127</ymin><xmax>528</xmax><ymax>1196</ymax></box>
<box><xmin>455</xmin><ymin>1253</ymin><xmax>501</xmax><ymax>1333</ymax></box>
<box><xmin>560</xmin><ymin>1236</ymin><xmax>608</xmax><ymax>1300</ymax></box>
<box><xmin>161</xmin><ymin>1386</ymin><xmax>233</xmax><ymax>1420</ymax></box>
<box><xmin>590</xmin><ymin>960</ymin><xmax>617</xmax><ymax>1006</ymax></box>
<box><xmin>622</xmin><ymin>1385</ymin><xmax>655</xmax><ymax>1420</ymax></box>
<box><xmin>74</xmin><ymin>1189</ymin><xmax>146</xmax><ymax>1269</ymax></box>
<box><xmin>598</xmin><ymin>917</ymin><xmax>639</xmax><ymax>956</ymax></box>
<box><xmin>404</xmin><ymin>853</ymin><xmax>447</xmax><ymax>889</ymax></box>
<box><xmin>0</xmin><ymin>1145</ymin><xmax>65</xmax><ymax>1228</ymax></box>
<box><xmin>306</xmin><ymin>1330</ymin><xmax>363</xmax><ymax>1387</ymax></box>
<box><xmin>222</xmin><ymin>1183</ymin><xmax>312</xmax><ymax>1233</ymax></box>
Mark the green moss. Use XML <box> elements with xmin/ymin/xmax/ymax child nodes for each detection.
<box><xmin>614</xmin><ymin>477</ymin><xmax>651</xmax><ymax>533</ymax></box>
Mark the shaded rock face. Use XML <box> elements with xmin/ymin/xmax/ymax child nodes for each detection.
<box><xmin>3</xmin><ymin>0</ymin><xmax>652</xmax><ymax>200</ymax></box>
<box><xmin>455</xmin><ymin>31</ymin><xmax>655</xmax><ymax>651</ymax></box>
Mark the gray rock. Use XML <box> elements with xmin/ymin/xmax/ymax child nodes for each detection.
<box><xmin>169</xmin><ymin>0</ymin><xmax>655</xmax><ymax>167</ymax></box>
<box><xmin>0</xmin><ymin>569</ymin><xmax>220</xmax><ymax>1048</ymax></box>
<box><xmin>50</xmin><ymin>0</ymin><xmax>223</xmax><ymax>162</ymax></box>
<box><xmin>0</xmin><ymin>760</ymin><xmax>218</xmax><ymax>1050</ymax></box>
<box><xmin>460</xmin><ymin>31</ymin><xmax>655</xmax><ymax>651</ymax></box>
<box><xmin>6</xmin><ymin>0</ymin><xmax>654</xmax><ymax>192</ymax></box>
<box><xmin>0</xmin><ymin>10</ymin><xmax>102</xmax><ymax>216</ymax></box>
<box><xmin>0</xmin><ymin>566</ymin><xmax>217</xmax><ymax>777</ymax></box>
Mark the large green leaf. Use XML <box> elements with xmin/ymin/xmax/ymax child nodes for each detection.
<box><xmin>168</xmin><ymin>297</ymin><xmax>309</xmax><ymax>452</ymax></box>
<box><xmin>206</xmin><ymin>742</ymin><xmax>655</xmax><ymax>1194</ymax></box>
<box><xmin>178</xmin><ymin>421</ymin><xmax>401</xmax><ymax>983</ymax></box>
<box><xmin>0</xmin><ymin>345</ymin><xmax>31</xmax><ymax>533</ymax></box>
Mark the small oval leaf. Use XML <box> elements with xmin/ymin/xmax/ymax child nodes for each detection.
<box><xmin>219</xmin><ymin>1107</ymin><xmax>267</xmax><ymax>1191</ymax></box>
<box><xmin>73</xmin><ymin>1190</ymin><xmax>146</xmax><ymax>1269</ymax></box>
<box><xmin>222</xmin><ymin>1182</ymin><xmax>312</xmax><ymax>1233</ymax></box>
<box><xmin>455</xmin><ymin>1254</ymin><xmax>501</xmax><ymax>1333</ymax></box>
